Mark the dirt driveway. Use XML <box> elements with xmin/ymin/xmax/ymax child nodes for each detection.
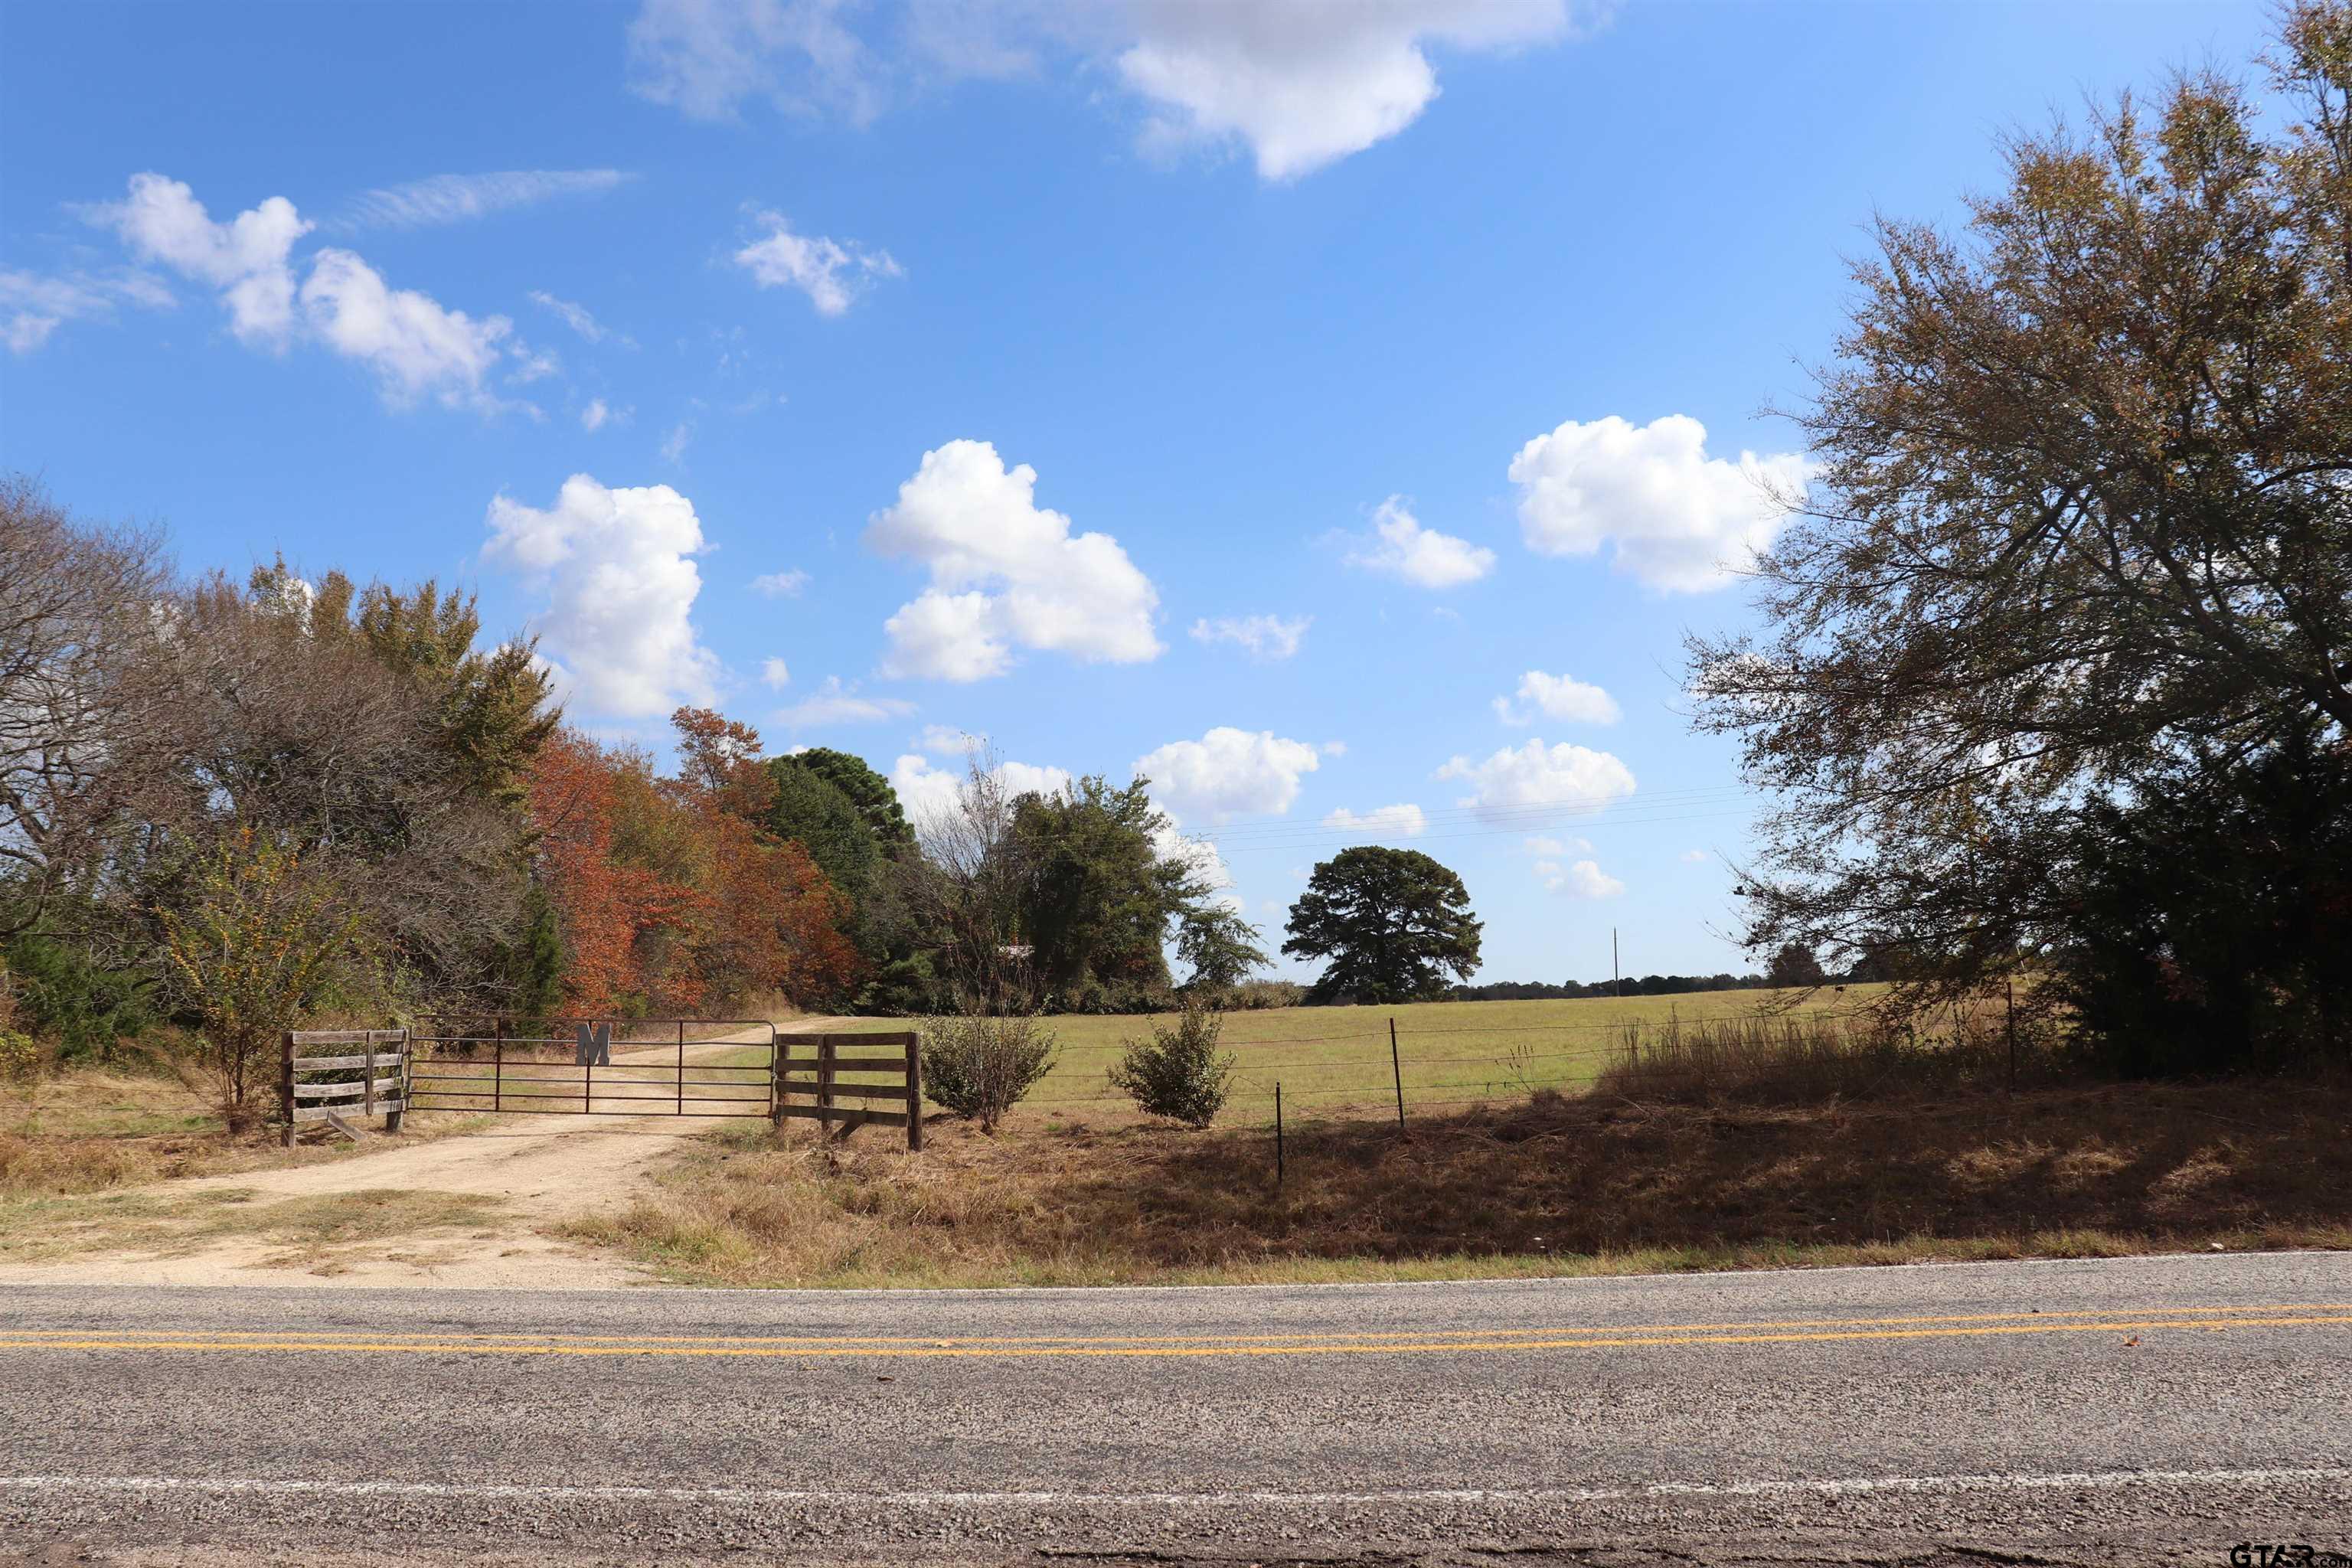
<box><xmin>0</xmin><ymin>1021</ymin><xmax>842</xmax><ymax>1291</ymax></box>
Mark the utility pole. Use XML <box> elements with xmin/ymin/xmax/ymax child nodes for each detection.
<box><xmin>1612</xmin><ymin>927</ymin><xmax>1621</xmax><ymax>999</ymax></box>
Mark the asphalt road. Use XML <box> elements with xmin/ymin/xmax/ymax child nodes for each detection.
<box><xmin>3</xmin><ymin>1252</ymin><xmax>2348</xmax><ymax>1566</ymax></box>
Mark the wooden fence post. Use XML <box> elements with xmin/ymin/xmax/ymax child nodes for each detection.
<box><xmin>904</xmin><ymin>1031</ymin><xmax>923</xmax><ymax>1152</ymax></box>
<box><xmin>1274</xmin><ymin>1081</ymin><xmax>1284</xmax><ymax>1188</ymax></box>
<box><xmin>769</xmin><ymin>1027</ymin><xmax>785</xmax><ymax>1132</ymax></box>
<box><xmin>818</xmin><ymin>1034</ymin><xmax>836</xmax><ymax>1141</ymax></box>
<box><xmin>279</xmin><ymin>1032</ymin><xmax>296</xmax><ymax>1148</ymax></box>
<box><xmin>2006</xmin><ymin>978</ymin><xmax>2018</xmax><ymax>1093</ymax></box>
<box><xmin>384</xmin><ymin>1030</ymin><xmax>406</xmax><ymax>1135</ymax></box>
<box><xmin>1390</xmin><ymin>1017</ymin><xmax>1406</xmax><ymax>1132</ymax></box>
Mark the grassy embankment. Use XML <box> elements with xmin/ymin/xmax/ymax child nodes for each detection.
<box><xmin>575</xmin><ymin>991</ymin><xmax>2352</xmax><ymax>1287</ymax></box>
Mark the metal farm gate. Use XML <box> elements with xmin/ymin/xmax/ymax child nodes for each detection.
<box><xmin>394</xmin><ymin>1018</ymin><xmax>926</xmax><ymax>1148</ymax></box>
<box><xmin>404</xmin><ymin>1018</ymin><xmax>779</xmax><ymax>1118</ymax></box>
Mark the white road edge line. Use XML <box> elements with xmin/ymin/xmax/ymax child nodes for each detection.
<box><xmin>2</xmin><ymin>1468</ymin><xmax>2344</xmax><ymax>1507</ymax></box>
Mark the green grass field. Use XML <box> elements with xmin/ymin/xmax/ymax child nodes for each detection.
<box><xmin>812</xmin><ymin>987</ymin><xmax>1885</xmax><ymax>1125</ymax></box>
<box><xmin>405</xmin><ymin>991</ymin><xmax>1890</xmax><ymax>1128</ymax></box>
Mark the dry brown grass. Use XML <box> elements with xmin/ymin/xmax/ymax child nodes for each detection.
<box><xmin>0</xmin><ymin>1061</ymin><xmax>492</xmax><ymax>1197</ymax></box>
<box><xmin>565</xmin><ymin>1071</ymin><xmax>2352</xmax><ymax>1288</ymax></box>
<box><xmin>1589</xmin><ymin>1010</ymin><xmax>2062</xmax><ymax>1103</ymax></box>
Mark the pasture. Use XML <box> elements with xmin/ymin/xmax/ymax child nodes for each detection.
<box><xmin>821</xmin><ymin>987</ymin><xmax>1886</xmax><ymax>1125</ymax></box>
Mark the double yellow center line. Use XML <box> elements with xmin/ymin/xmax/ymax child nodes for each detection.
<box><xmin>1</xmin><ymin>1302</ymin><xmax>2346</xmax><ymax>1360</ymax></box>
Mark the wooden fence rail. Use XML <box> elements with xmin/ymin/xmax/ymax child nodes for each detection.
<box><xmin>282</xmin><ymin>1029</ymin><xmax>410</xmax><ymax>1145</ymax></box>
<box><xmin>773</xmin><ymin>1032</ymin><xmax>923</xmax><ymax>1151</ymax></box>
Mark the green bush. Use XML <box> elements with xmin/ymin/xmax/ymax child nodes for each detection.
<box><xmin>0</xmin><ymin>1030</ymin><xmax>38</xmax><ymax>1082</ymax></box>
<box><xmin>1108</xmin><ymin>1007</ymin><xmax>1236</xmax><ymax>1128</ymax></box>
<box><xmin>920</xmin><ymin>1012</ymin><xmax>1057</xmax><ymax>1133</ymax></box>
<box><xmin>0</xmin><ymin>928</ymin><xmax>154</xmax><ymax>1062</ymax></box>
<box><xmin>1226</xmin><ymin>978</ymin><xmax>1304</xmax><ymax>1010</ymax></box>
<box><xmin>2051</xmin><ymin>728</ymin><xmax>2352</xmax><ymax>1076</ymax></box>
<box><xmin>1041</xmin><ymin>976</ymin><xmax>1180</xmax><ymax>1015</ymax></box>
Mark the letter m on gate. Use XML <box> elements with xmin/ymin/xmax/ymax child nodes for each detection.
<box><xmin>574</xmin><ymin>1023</ymin><xmax>612</xmax><ymax>1067</ymax></box>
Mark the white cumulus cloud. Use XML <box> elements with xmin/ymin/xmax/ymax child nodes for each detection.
<box><xmin>1523</xmin><ymin>834</ymin><xmax>1590</xmax><ymax>857</ymax></box>
<box><xmin>1190</xmin><ymin>613</ymin><xmax>1309</xmax><ymax>662</ymax></box>
<box><xmin>1493</xmin><ymin>669</ymin><xmax>1620</xmax><ymax>726</ymax></box>
<box><xmin>84</xmin><ymin>172</ymin><xmax>518</xmax><ymax>411</ymax></box>
<box><xmin>734</xmin><ymin>209</ymin><xmax>901</xmax><ymax>316</ymax></box>
<box><xmin>1345</xmin><ymin>496</ymin><xmax>1494</xmax><ymax>590</ymax></box>
<box><xmin>760</xmin><ymin>657</ymin><xmax>792</xmax><ymax>688</ymax></box>
<box><xmin>1322</xmin><ymin>803</ymin><xmax>1427</xmax><ymax>838</ymax></box>
<box><xmin>580</xmin><ymin>398</ymin><xmax>613</xmax><ymax>432</ymax></box>
<box><xmin>868</xmin><ymin>439</ymin><xmax>1162</xmax><ymax>681</ymax></box>
<box><xmin>1135</xmin><ymin>727</ymin><xmax>1321</xmax><ymax>823</ymax></box>
<box><xmin>915</xmin><ymin>723</ymin><xmax>978</xmax><ymax>756</ymax></box>
<box><xmin>892</xmin><ymin>752</ymin><xmax>1074</xmax><ymax>842</ymax></box>
<box><xmin>750</xmin><ymin>567</ymin><xmax>811</xmax><ymax>597</ymax></box>
<box><xmin>1117</xmin><ymin>0</ymin><xmax>1576</xmax><ymax>181</ymax></box>
<box><xmin>622</xmin><ymin>1</ymin><xmax>1589</xmax><ymax>181</ymax></box>
<box><xmin>484</xmin><ymin>475</ymin><xmax>721</xmax><ymax>719</ymax></box>
<box><xmin>91</xmin><ymin>172</ymin><xmax>311</xmax><ymax>345</ymax></box>
<box><xmin>1537</xmin><ymin>858</ymin><xmax>1624</xmax><ymax>899</ymax></box>
<box><xmin>1152</xmin><ymin>809</ymin><xmax>1236</xmax><ymax>898</ymax></box>
<box><xmin>1509</xmin><ymin>413</ymin><xmax>1811</xmax><ymax>593</ymax></box>
<box><xmin>1436</xmin><ymin>739</ymin><xmax>1636</xmax><ymax>825</ymax></box>
<box><xmin>299</xmin><ymin>248</ymin><xmax>513</xmax><ymax>409</ymax></box>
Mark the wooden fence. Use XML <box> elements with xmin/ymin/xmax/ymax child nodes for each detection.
<box><xmin>281</xmin><ymin>1029</ymin><xmax>410</xmax><ymax>1145</ymax></box>
<box><xmin>773</xmin><ymin>1032</ymin><xmax>923</xmax><ymax>1150</ymax></box>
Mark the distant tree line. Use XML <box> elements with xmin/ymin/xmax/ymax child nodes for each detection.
<box><xmin>0</xmin><ymin>479</ymin><xmax>1270</xmax><ymax>1125</ymax></box>
<box><xmin>1452</xmin><ymin>975</ymin><xmax>1764</xmax><ymax>1002</ymax></box>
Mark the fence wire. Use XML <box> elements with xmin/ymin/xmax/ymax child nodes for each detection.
<box><xmin>978</xmin><ymin>1003</ymin><xmax>1893</xmax><ymax>1128</ymax></box>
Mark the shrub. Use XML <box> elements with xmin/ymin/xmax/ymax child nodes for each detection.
<box><xmin>1107</xmin><ymin>1007</ymin><xmax>1236</xmax><ymax>1128</ymax></box>
<box><xmin>157</xmin><ymin>830</ymin><xmax>376</xmax><ymax>1133</ymax></box>
<box><xmin>1227</xmin><ymin>978</ymin><xmax>1304</xmax><ymax>1011</ymax></box>
<box><xmin>1045</xmin><ymin>976</ymin><xmax>1180</xmax><ymax>1016</ymax></box>
<box><xmin>0</xmin><ymin>1030</ymin><xmax>37</xmax><ymax>1082</ymax></box>
<box><xmin>0</xmin><ymin>926</ymin><xmax>154</xmax><ymax>1063</ymax></box>
<box><xmin>920</xmin><ymin>1012</ymin><xmax>1057</xmax><ymax>1133</ymax></box>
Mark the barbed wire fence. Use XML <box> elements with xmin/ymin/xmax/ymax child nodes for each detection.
<box><xmin>1005</xmin><ymin>1008</ymin><xmax>1858</xmax><ymax>1123</ymax></box>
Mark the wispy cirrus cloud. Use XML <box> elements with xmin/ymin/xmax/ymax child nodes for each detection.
<box><xmin>2</xmin><ymin>266</ymin><xmax>175</xmax><ymax>354</ymax></box>
<box><xmin>1191</xmin><ymin>613</ymin><xmax>1309</xmax><ymax>662</ymax></box>
<box><xmin>339</xmin><ymin>170</ymin><xmax>635</xmax><ymax>231</ymax></box>
<box><xmin>776</xmin><ymin>675</ymin><xmax>915</xmax><ymax>728</ymax></box>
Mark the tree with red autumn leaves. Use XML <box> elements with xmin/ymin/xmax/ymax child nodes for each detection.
<box><xmin>523</xmin><ymin>710</ymin><xmax>858</xmax><ymax>1016</ymax></box>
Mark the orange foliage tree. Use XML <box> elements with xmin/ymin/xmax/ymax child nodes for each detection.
<box><xmin>524</xmin><ymin>712</ymin><xmax>858</xmax><ymax>1017</ymax></box>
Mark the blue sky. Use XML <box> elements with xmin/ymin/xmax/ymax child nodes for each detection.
<box><xmin>0</xmin><ymin>0</ymin><xmax>2269</xmax><ymax>983</ymax></box>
